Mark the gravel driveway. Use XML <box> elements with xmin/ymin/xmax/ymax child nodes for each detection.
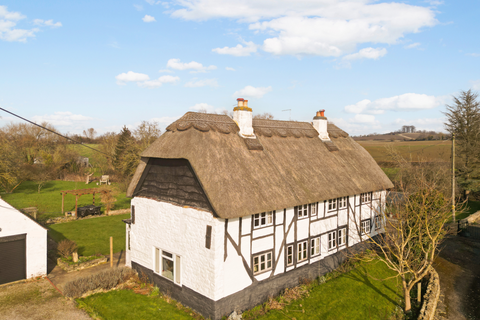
<box><xmin>0</xmin><ymin>278</ymin><xmax>91</xmax><ymax>320</ymax></box>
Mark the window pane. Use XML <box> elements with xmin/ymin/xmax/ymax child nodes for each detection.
<box><xmin>162</xmin><ymin>251</ymin><xmax>173</xmax><ymax>258</ymax></box>
<box><xmin>162</xmin><ymin>257</ymin><xmax>174</xmax><ymax>281</ymax></box>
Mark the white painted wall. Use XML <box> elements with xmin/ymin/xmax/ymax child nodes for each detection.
<box><xmin>0</xmin><ymin>199</ymin><xmax>47</xmax><ymax>279</ymax></box>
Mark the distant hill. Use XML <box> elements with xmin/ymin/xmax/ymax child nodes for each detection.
<box><xmin>353</xmin><ymin>132</ymin><xmax>449</xmax><ymax>142</ymax></box>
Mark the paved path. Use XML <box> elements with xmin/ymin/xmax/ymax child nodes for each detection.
<box><xmin>434</xmin><ymin>236</ymin><xmax>480</xmax><ymax>320</ymax></box>
<box><xmin>48</xmin><ymin>250</ymin><xmax>126</xmax><ymax>293</ymax></box>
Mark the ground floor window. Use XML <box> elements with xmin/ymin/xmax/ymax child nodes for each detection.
<box><xmin>361</xmin><ymin>219</ymin><xmax>371</xmax><ymax>235</ymax></box>
<box><xmin>286</xmin><ymin>245</ymin><xmax>293</xmax><ymax>266</ymax></box>
<box><xmin>154</xmin><ymin>248</ymin><xmax>181</xmax><ymax>285</ymax></box>
<box><xmin>328</xmin><ymin>231</ymin><xmax>337</xmax><ymax>250</ymax></box>
<box><xmin>374</xmin><ymin>215</ymin><xmax>383</xmax><ymax>229</ymax></box>
<box><xmin>338</xmin><ymin>228</ymin><xmax>346</xmax><ymax>246</ymax></box>
<box><xmin>253</xmin><ymin>251</ymin><xmax>272</xmax><ymax>274</ymax></box>
<box><xmin>297</xmin><ymin>241</ymin><xmax>308</xmax><ymax>262</ymax></box>
<box><xmin>311</xmin><ymin>237</ymin><xmax>320</xmax><ymax>256</ymax></box>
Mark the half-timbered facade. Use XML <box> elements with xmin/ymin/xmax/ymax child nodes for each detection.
<box><xmin>125</xmin><ymin>99</ymin><xmax>393</xmax><ymax>320</ymax></box>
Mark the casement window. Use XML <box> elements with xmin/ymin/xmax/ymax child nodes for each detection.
<box><xmin>374</xmin><ymin>215</ymin><xmax>383</xmax><ymax>229</ymax></box>
<box><xmin>311</xmin><ymin>203</ymin><xmax>317</xmax><ymax>216</ymax></box>
<box><xmin>253</xmin><ymin>251</ymin><xmax>273</xmax><ymax>274</ymax></box>
<box><xmin>338</xmin><ymin>197</ymin><xmax>347</xmax><ymax>209</ymax></box>
<box><xmin>155</xmin><ymin>248</ymin><xmax>181</xmax><ymax>285</ymax></box>
<box><xmin>328</xmin><ymin>199</ymin><xmax>337</xmax><ymax>211</ymax></box>
<box><xmin>253</xmin><ymin>211</ymin><xmax>273</xmax><ymax>228</ymax></box>
<box><xmin>297</xmin><ymin>241</ymin><xmax>308</xmax><ymax>262</ymax></box>
<box><xmin>328</xmin><ymin>231</ymin><xmax>337</xmax><ymax>250</ymax></box>
<box><xmin>361</xmin><ymin>219</ymin><xmax>371</xmax><ymax>235</ymax></box>
<box><xmin>310</xmin><ymin>237</ymin><xmax>320</xmax><ymax>257</ymax></box>
<box><xmin>338</xmin><ymin>228</ymin><xmax>346</xmax><ymax>246</ymax></box>
<box><xmin>361</xmin><ymin>192</ymin><xmax>372</xmax><ymax>203</ymax></box>
<box><xmin>286</xmin><ymin>245</ymin><xmax>293</xmax><ymax>266</ymax></box>
<box><xmin>297</xmin><ymin>205</ymin><xmax>308</xmax><ymax>218</ymax></box>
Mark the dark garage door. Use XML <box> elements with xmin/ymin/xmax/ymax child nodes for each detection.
<box><xmin>0</xmin><ymin>234</ymin><xmax>26</xmax><ymax>285</ymax></box>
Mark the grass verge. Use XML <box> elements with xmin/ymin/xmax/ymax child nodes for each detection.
<box><xmin>48</xmin><ymin>214</ymin><xmax>129</xmax><ymax>256</ymax></box>
<box><xmin>1</xmin><ymin>180</ymin><xmax>130</xmax><ymax>220</ymax></box>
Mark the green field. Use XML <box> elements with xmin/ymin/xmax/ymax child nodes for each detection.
<box><xmin>48</xmin><ymin>214</ymin><xmax>129</xmax><ymax>256</ymax></box>
<box><xmin>1</xmin><ymin>180</ymin><xmax>130</xmax><ymax>220</ymax></box>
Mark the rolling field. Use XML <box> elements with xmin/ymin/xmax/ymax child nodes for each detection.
<box><xmin>357</xmin><ymin>140</ymin><xmax>452</xmax><ymax>163</ymax></box>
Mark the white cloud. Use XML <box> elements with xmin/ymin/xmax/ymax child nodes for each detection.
<box><xmin>226</xmin><ymin>67</ymin><xmax>236</xmax><ymax>71</ymax></box>
<box><xmin>393</xmin><ymin>117</ymin><xmax>444</xmax><ymax>131</ymax></box>
<box><xmin>233</xmin><ymin>85</ymin><xmax>272</xmax><ymax>98</ymax></box>
<box><xmin>139</xmin><ymin>75</ymin><xmax>180</xmax><ymax>88</ymax></box>
<box><xmin>344</xmin><ymin>93</ymin><xmax>445</xmax><ymax>114</ymax></box>
<box><xmin>343</xmin><ymin>47</ymin><xmax>387</xmax><ymax>61</ymax></box>
<box><xmin>189</xmin><ymin>103</ymin><xmax>227</xmax><ymax>114</ymax></box>
<box><xmin>213</xmin><ymin>41</ymin><xmax>257</xmax><ymax>57</ymax></box>
<box><xmin>142</xmin><ymin>15</ymin><xmax>156</xmax><ymax>22</ymax></box>
<box><xmin>0</xmin><ymin>6</ymin><xmax>62</xmax><ymax>42</ymax></box>
<box><xmin>115</xmin><ymin>71</ymin><xmax>150</xmax><ymax>85</ymax></box>
<box><xmin>33</xmin><ymin>19</ymin><xmax>62</xmax><ymax>28</ymax></box>
<box><xmin>166</xmin><ymin>58</ymin><xmax>216</xmax><ymax>73</ymax></box>
<box><xmin>185</xmin><ymin>78</ymin><xmax>218</xmax><ymax>88</ymax></box>
<box><xmin>471</xmin><ymin>80</ymin><xmax>480</xmax><ymax>91</ymax></box>
<box><xmin>31</xmin><ymin>112</ymin><xmax>92</xmax><ymax>127</ymax></box>
<box><xmin>405</xmin><ymin>42</ymin><xmax>421</xmax><ymax>49</ymax></box>
<box><xmin>158</xmin><ymin>69</ymin><xmax>174</xmax><ymax>73</ymax></box>
<box><xmin>134</xmin><ymin>4</ymin><xmax>143</xmax><ymax>11</ymax></box>
<box><xmin>467</xmin><ymin>53</ymin><xmax>480</xmax><ymax>57</ymax></box>
<box><xmin>351</xmin><ymin>114</ymin><xmax>377</xmax><ymax>125</ymax></box>
<box><xmin>170</xmin><ymin>1</ymin><xmax>437</xmax><ymax>57</ymax></box>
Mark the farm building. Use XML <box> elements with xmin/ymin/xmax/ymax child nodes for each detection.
<box><xmin>0</xmin><ymin>198</ymin><xmax>47</xmax><ymax>285</ymax></box>
<box><xmin>124</xmin><ymin>99</ymin><xmax>393</xmax><ymax>319</ymax></box>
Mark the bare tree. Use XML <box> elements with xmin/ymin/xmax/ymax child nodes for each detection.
<box><xmin>253</xmin><ymin>112</ymin><xmax>275</xmax><ymax>120</ymax></box>
<box><xmin>83</xmin><ymin>128</ymin><xmax>97</xmax><ymax>141</ymax></box>
<box><xmin>133</xmin><ymin>121</ymin><xmax>162</xmax><ymax>152</ymax></box>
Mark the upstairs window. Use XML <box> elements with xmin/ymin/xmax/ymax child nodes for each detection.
<box><xmin>338</xmin><ymin>197</ymin><xmax>347</xmax><ymax>209</ymax></box>
<box><xmin>361</xmin><ymin>192</ymin><xmax>372</xmax><ymax>203</ymax></box>
<box><xmin>328</xmin><ymin>199</ymin><xmax>337</xmax><ymax>211</ymax></box>
<box><xmin>311</xmin><ymin>203</ymin><xmax>317</xmax><ymax>216</ymax></box>
<box><xmin>253</xmin><ymin>211</ymin><xmax>273</xmax><ymax>228</ymax></box>
<box><xmin>298</xmin><ymin>205</ymin><xmax>308</xmax><ymax>218</ymax></box>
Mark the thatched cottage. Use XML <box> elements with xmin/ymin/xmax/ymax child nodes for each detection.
<box><xmin>124</xmin><ymin>99</ymin><xmax>393</xmax><ymax>320</ymax></box>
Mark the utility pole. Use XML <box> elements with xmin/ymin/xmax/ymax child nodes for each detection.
<box><xmin>452</xmin><ymin>132</ymin><xmax>456</xmax><ymax>222</ymax></box>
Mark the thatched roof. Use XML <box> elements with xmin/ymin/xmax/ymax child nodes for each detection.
<box><xmin>127</xmin><ymin>112</ymin><xmax>393</xmax><ymax>219</ymax></box>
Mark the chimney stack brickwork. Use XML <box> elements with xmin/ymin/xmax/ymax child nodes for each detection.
<box><xmin>233</xmin><ymin>98</ymin><xmax>255</xmax><ymax>138</ymax></box>
<box><xmin>312</xmin><ymin>109</ymin><xmax>330</xmax><ymax>141</ymax></box>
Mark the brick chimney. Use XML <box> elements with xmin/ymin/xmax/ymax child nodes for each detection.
<box><xmin>233</xmin><ymin>98</ymin><xmax>255</xmax><ymax>138</ymax></box>
<box><xmin>312</xmin><ymin>109</ymin><xmax>330</xmax><ymax>141</ymax></box>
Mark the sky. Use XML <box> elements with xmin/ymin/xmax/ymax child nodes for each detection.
<box><xmin>0</xmin><ymin>0</ymin><xmax>479</xmax><ymax>136</ymax></box>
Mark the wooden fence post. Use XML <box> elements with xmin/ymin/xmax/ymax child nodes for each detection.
<box><xmin>417</xmin><ymin>282</ymin><xmax>421</xmax><ymax>303</ymax></box>
<box><xmin>110</xmin><ymin>236</ymin><xmax>113</xmax><ymax>268</ymax></box>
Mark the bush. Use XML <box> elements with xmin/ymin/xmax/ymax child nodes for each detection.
<box><xmin>57</xmin><ymin>239</ymin><xmax>78</xmax><ymax>258</ymax></box>
<box><xmin>63</xmin><ymin>267</ymin><xmax>136</xmax><ymax>298</ymax></box>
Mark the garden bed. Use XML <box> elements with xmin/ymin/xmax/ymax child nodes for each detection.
<box><xmin>57</xmin><ymin>255</ymin><xmax>107</xmax><ymax>273</ymax></box>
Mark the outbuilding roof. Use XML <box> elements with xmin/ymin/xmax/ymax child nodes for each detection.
<box><xmin>127</xmin><ymin>112</ymin><xmax>393</xmax><ymax>219</ymax></box>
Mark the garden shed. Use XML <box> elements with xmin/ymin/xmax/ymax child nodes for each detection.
<box><xmin>0</xmin><ymin>198</ymin><xmax>47</xmax><ymax>285</ymax></box>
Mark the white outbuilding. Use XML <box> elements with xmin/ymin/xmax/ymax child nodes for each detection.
<box><xmin>125</xmin><ymin>99</ymin><xmax>393</xmax><ymax>320</ymax></box>
<box><xmin>0</xmin><ymin>198</ymin><xmax>47</xmax><ymax>285</ymax></box>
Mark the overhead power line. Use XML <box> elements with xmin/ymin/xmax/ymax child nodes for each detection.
<box><xmin>0</xmin><ymin>107</ymin><xmax>111</xmax><ymax>157</ymax></box>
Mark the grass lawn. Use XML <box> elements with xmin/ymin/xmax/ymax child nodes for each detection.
<box><xmin>1</xmin><ymin>180</ymin><xmax>130</xmax><ymax>220</ymax></box>
<box><xmin>244</xmin><ymin>260</ymin><xmax>402</xmax><ymax>320</ymax></box>
<box><xmin>449</xmin><ymin>200</ymin><xmax>480</xmax><ymax>222</ymax></box>
<box><xmin>48</xmin><ymin>214</ymin><xmax>130</xmax><ymax>256</ymax></box>
<box><xmin>77</xmin><ymin>290</ymin><xmax>197</xmax><ymax>320</ymax></box>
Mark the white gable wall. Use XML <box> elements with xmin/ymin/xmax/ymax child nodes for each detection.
<box><xmin>0</xmin><ymin>199</ymin><xmax>47</xmax><ymax>279</ymax></box>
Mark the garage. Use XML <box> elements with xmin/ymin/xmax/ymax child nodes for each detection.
<box><xmin>0</xmin><ymin>199</ymin><xmax>47</xmax><ymax>285</ymax></box>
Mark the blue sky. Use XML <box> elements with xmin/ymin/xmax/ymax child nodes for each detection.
<box><xmin>0</xmin><ymin>0</ymin><xmax>479</xmax><ymax>136</ymax></box>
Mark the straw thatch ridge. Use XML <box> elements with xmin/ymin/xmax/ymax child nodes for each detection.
<box><xmin>127</xmin><ymin>112</ymin><xmax>393</xmax><ymax>219</ymax></box>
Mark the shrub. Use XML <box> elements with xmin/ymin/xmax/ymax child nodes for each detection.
<box><xmin>63</xmin><ymin>267</ymin><xmax>136</xmax><ymax>298</ymax></box>
<box><xmin>57</xmin><ymin>239</ymin><xmax>78</xmax><ymax>258</ymax></box>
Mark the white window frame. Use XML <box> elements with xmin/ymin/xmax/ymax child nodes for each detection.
<box><xmin>338</xmin><ymin>228</ymin><xmax>346</xmax><ymax>246</ymax></box>
<box><xmin>297</xmin><ymin>205</ymin><xmax>308</xmax><ymax>219</ymax></box>
<box><xmin>297</xmin><ymin>241</ymin><xmax>308</xmax><ymax>262</ymax></box>
<box><xmin>361</xmin><ymin>219</ymin><xmax>371</xmax><ymax>235</ymax></box>
<box><xmin>253</xmin><ymin>251</ymin><xmax>273</xmax><ymax>275</ymax></box>
<box><xmin>310</xmin><ymin>237</ymin><xmax>320</xmax><ymax>257</ymax></box>
<box><xmin>374</xmin><ymin>215</ymin><xmax>383</xmax><ymax>230</ymax></box>
<box><xmin>253</xmin><ymin>211</ymin><xmax>274</xmax><ymax>228</ymax></box>
<box><xmin>361</xmin><ymin>192</ymin><xmax>372</xmax><ymax>203</ymax></box>
<box><xmin>311</xmin><ymin>203</ymin><xmax>317</xmax><ymax>217</ymax></box>
<box><xmin>154</xmin><ymin>248</ymin><xmax>181</xmax><ymax>285</ymax></box>
<box><xmin>328</xmin><ymin>199</ymin><xmax>337</xmax><ymax>211</ymax></box>
<box><xmin>338</xmin><ymin>197</ymin><xmax>347</xmax><ymax>209</ymax></box>
<box><xmin>286</xmin><ymin>245</ymin><xmax>293</xmax><ymax>266</ymax></box>
<box><xmin>328</xmin><ymin>231</ymin><xmax>337</xmax><ymax>250</ymax></box>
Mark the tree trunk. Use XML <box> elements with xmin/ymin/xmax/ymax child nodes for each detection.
<box><xmin>403</xmin><ymin>280</ymin><xmax>412</xmax><ymax>313</ymax></box>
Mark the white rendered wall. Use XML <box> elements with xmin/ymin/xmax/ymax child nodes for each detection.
<box><xmin>0</xmin><ymin>199</ymin><xmax>47</xmax><ymax>279</ymax></box>
<box><xmin>129</xmin><ymin>198</ymin><xmax>223</xmax><ymax>300</ymax></box>
<box><xmin>233</xmin><ymin>110</ymin><xmax>254</xmax><ymax>137</ymax></box>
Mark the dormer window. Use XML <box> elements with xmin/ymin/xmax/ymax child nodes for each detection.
<box><xmin>253</xmin><ymin>211</ymin><xmax>273</xmax><ymax>228</ymax></box>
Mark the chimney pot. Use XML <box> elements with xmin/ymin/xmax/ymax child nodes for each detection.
<box><xmin>233</xmin><ymin>98</ymin><xmax>254</xmax><ymax>138</ymax></box>
<box><xmin>312</xmin><ymin>109</ymin><xmax>330</xmax><ymax>141</ymax></box>
<box><xmin>319</xmin><ymin>109</ymin><xmax>325</xmax><ymax>117</ymax></box>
